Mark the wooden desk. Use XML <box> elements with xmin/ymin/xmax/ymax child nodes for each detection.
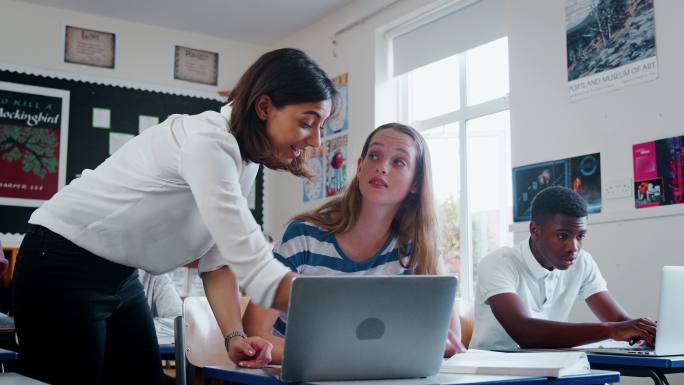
<box><xmin>587</xmin><ymin>353</ymin><xmax>684</xmax><ymax>385</ymax></box>
<box><xmin>201</xmin><ymin>366</ymin><xmax>620</xmax><ymax>385</ymax></box>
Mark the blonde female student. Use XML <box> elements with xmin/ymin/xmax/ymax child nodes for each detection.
<box><xmin>12</xmin><ymin>48</ymin><xmax>338</xmax><ymax>385</ymax></box>
<box><xmin>243</xmin><ymin>123</ymin><xmax>466</xmax><ymax>364</ymax></box>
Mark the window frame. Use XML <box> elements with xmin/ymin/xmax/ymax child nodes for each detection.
<box><xmin>397</xmin><ymin>48</ymin><xmax>510</xmax><ymax>300</ymax></box>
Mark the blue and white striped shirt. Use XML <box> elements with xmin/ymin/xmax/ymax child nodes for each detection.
<box><xmin>272</xmin><ymin>220</ymin><xmax>411</xmax><ymax>335</ymax></box>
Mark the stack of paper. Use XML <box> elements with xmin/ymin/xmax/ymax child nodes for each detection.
<box><xmin>441</xmin><ymin>350</ymin><xmax>590</xmax><ymax>377</ymax></box>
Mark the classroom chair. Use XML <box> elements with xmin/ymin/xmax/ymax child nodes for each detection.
<box><xmin>175</xmin><ymin>296</ymin><xmax>248</xmax><ymax>385</ymax></box>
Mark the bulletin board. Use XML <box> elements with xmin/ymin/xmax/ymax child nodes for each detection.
<box><xmin>0</xmin><ymin>68</ymin><xmax>264</xmax><ymax>235</ymax></box>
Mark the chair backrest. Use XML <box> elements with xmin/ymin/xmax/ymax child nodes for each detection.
<box><xmin>182</xmin><ymin>296</ymin><xmax>231</xmax><ymax>368</ymax></box>
<box><xmin>175</xmin><ymin>295</ymin><xmax>252</xmax><ymax>385</ymax></box>
<box><xmin>457</xmin><ymin>298</ymin><xmax>475</xmax><ymax>348</ymax></box>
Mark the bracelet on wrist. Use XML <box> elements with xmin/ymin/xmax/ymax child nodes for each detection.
<box><xmin>224</xmin><ymin>330</ymin><xmax>247</xmax><ymax>352</ymax></box>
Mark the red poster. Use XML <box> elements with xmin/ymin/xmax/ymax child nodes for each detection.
<box><xmin>633</xmin><ymin>136</ymin><xmax>684</xmax><ymax>209</ymax></box>
<box><xmin>0</xmin><ymin>82</ymin><xmax>70</xmax><ymax>207</ymax></box>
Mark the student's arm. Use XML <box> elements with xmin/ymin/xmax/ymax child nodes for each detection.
<box><xmin>585</xmin><ymin>291</ymin><xmax>657</xmax><ymax>345</ymax></box>
<box><xmin>488</xmin><ymin>292</ymin><xmax>656</xmax><ymax>348</ymax></box>
<box><xmin>202</xmin><ymin>266</ymin><xmax>273</xmax><ymax>368</ymax></box>
<box><xmin>268</xmin><ymin>221</ymin><xmax>310</xmax><ymax>313</ymax></box>
<box><xmin>436</xmin><ymin>260</ymin><xmax>465</xmax><ymax>356</ymax></box>
<box><xmin>242</xmin><ymin>303</ymin><xmax>286</xmax><ymax>364</ymax></box>
<box><xmin>271</xmin><ymin>272</ymin><xmax>296</xmax><ymax>313</ymax></box>
<box><xmin>444</xmin><ymin>305</ymin><xmax>466</xmax><ymax>356</ymax></box>
<box><xmin>585</xmin><ymin>291</ymin><xmax>631</xmax><ymax>322</ymax></box>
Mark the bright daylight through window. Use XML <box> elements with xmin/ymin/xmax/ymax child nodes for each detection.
<box><xmin>398</xmin><ymin>37</ymin><xmax>512</xmax><ymax>299</ymax></box>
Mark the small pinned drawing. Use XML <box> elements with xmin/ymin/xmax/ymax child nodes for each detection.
<box><xmin>303</xmin><ymin>145</ymin><xmax>325</xmax><ymax>202</ymax></box>
<box><xmin>324</xmin><ymin>73</ymin><xmax>348</xmax><ymax>136</ymax></box>
<box><xmin>325</xmin><ymin>135</ymin><xmax>348</xmax><ymax>197</ymax></box>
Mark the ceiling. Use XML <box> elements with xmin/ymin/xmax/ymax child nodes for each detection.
<box><xmin>17</xmin><ymin>0</ymin><xmax>356</xmax><ymax>45</ymax></box>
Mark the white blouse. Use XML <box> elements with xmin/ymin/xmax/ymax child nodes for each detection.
<box><xmin>30</xmin><ymin>106</ymin><xmax>290</xmax><ymax>307</ymax></box>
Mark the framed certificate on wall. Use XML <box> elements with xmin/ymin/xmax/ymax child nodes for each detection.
<box><xmin>64</xmin><ymin>25</ymin><xmax>116</xmax><ymax>69</ymax></box>
<box><xmin>174</xmin><ymin>45</ymin><xmax>219</xmax><ymax>86</ymax></box>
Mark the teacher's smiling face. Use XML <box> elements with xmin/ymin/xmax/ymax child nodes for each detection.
<box><xmin>255</xmin><ymin>95</ymin><xmax>331</xmax><ymax>164</ymax></box>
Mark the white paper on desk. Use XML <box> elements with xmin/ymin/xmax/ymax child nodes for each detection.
<box><xmin>441</xmin><ymin>350</ymin><xmax>590</xmax><ymax>377</ymax></box>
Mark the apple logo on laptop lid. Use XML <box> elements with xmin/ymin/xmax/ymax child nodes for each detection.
<box><xmin>356</xmin><ymin>317</ymin><xmax>385</xmax><ymax>340</ymax></box>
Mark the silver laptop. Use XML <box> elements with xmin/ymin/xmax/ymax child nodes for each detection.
<box><xmin>279</xmin><ymin>275</ymin><xmax>457</xmax><ymax>382</ymax></box>
<box><xmin>582</xmin><ymin>266</ymin><xmax>684</xmax><ymax>356</ymax></box>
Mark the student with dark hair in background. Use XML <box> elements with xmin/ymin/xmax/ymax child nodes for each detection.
<box><xmin>13</xmin><ymin>48</ymin><xmax>339</xmax><ymax>385</ymax></box>
<box><xmin>469</xmin><ymin>186</ymin><xmax>656</xmax><ymax>350</ymax></box>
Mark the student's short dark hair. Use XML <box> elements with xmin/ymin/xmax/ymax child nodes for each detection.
<box><xmin>530</xmin><ymin>186</ymin><xmax>588</xmax><ymax>224</ymax></box>
<box><xmin>228</xmin><ymin>48</ymin><xmax>340</xmax><ymax>177</ymax></box>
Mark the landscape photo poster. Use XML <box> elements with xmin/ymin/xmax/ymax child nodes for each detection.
<box><xmin>324</xmin><ymin>73</ymin><xmax>348</xmax><ymax>136</ymax></box>
<box><xmin>513</xmin><ymin>153</ymin><xmax>601</xmax><ymax>222</ymax></box>
<box><xmin>325</xmin><ymin>134</ymin><xmax>348</xmax><ymax>197</ymax></box>
<box><xmin>566</xmin><ymin>0</ymin><xmax>657</xmax><ymax>101</ymax></box>
<box><xmin>0</xmin><ymin>81</ymin><xmax>70</xmax><ymax>207</ymax></box>
<box><xmin>303</xmin><ymin>145</ymin><xmax>325</xmax><ymax>202</ymax></box>
<box><xmin>633</xmin><ymin>135</ymin><xmax>683</xmax><ymax>209</ymax></box>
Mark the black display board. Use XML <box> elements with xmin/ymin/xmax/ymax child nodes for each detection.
<box><xmin>0</xmin><ymin>69</ymin><xmax>264</xmax><ymax>234</ymax></box>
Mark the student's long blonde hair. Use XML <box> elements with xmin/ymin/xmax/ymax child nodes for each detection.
<box><xmin>294</xmin><ymin>123</ymin><xmax>439</xmax><ymax>275</ymax></box>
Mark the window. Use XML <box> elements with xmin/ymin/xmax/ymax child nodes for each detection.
<box><xmin>397</xmin><ymin>37</ymin><xmax>512</xmax><ymax>299</ymax></box>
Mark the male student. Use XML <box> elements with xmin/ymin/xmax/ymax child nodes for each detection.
<box><xmin>469</xmin><ymin>186</ymin><xmax>656</xmax><ymax>350</ymax></box>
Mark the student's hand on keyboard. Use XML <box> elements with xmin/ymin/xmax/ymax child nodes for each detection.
<box><xmin>229</xmin><ymin>335</ymin><xmax>274</xmax><ymax>368</ymax></box>
<box><xmin>607</xmin><ymin>318</ymin><xmax>657</xmax><ymax>347</ymax></box>
<box><xmin>444</xmin><ymin>329</ymin><xmax>467</xmax><ymax>357</ymax></box>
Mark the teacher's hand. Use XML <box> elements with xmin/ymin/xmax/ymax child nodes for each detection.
<box><xmin>229</xmin><ymin>335</ymin><xmax>273</xmax><ymax>368</ymax></box>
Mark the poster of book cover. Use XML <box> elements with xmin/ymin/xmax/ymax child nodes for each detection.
<box><xmin>325</xmin><ymin>135</ymin><xmax>348</xmax><ymax>197</ymax></box>
<box><xmin>303</xmin><ymin>145</ymin><xmax>325</xmax><ymax>202</ymax></box>
<box><xmin>566</xmin><ymin>0</ymin><xmax>657</xmax><ymax>101</ymax></box>
<box><xmin>513</xmin><ymin>153</ymin><xmax>601</xmax><ymax>221</ymax></box>
<box><xmin>0</xmin><ymin>82</ymin><xmax>70</xmax><ymax>207</ymax></box>
<box><xmin>324</xmin><ymin>73</ymin><xmax>348</xmax><ymax>136</ymax></box>
<box><xmin>633</xmin><ymin>135</ymin><xmax>683</xmax><ymax>209</ymax></box>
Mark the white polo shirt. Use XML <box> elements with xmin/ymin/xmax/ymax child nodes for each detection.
<box><xmin>469</xmin><ymin>237</ymin><xmax>607</xmax><ymax>350</ymax></box>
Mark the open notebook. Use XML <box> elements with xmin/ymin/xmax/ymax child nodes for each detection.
<box><xmin>441</xmin><ymin>350</ymin><xmax>590</xmax><ymax>378</ymax></box>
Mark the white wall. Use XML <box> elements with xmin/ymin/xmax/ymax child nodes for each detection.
<box><xmin>509</xmin><ymin>0</ymin><xmax>684</xmax><ymax>307</ymax></box>
<box><xmin>0</xmin><ymin>0</ymin><xmax>265</xmax><ymax>94</ymax></box>
<box><xmin>509</xmin><ymin>3</ymin><xmax>684</xmax><ymax>383</ymax></box>
<box><xmin>269</xmin><ymin>2</ymin><xmax>682</xmax><ymax>383</ymax></box>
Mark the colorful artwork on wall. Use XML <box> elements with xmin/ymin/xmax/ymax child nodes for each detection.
<box><xmin>566</xmin><ymin>0</ymin><xmax>657</xmax><ymax>100</ymax></box>
<box><xmin>513</xmin><ymin>153</ymin><xmax>601</xmax><ymax>221</ymax></box>
<box><xmin>325</xmin><ymin>134</ymin><xmax>348</xmax><ymax>197</ymax></box>
<box><xmin>0</xmin><ymin>81</ymin><xmax>70</xmax><ymax>207</ymax></box>
<box><xmin>633</xmin><ymin>135</ymin><xmax>683</xmax><ymax>208</ymax></box>
<box><xmin>303</xmin><ymin>145</ymin><xmax>325</xmax><ymax>202</ymax></box>
<box><xmin>324</xmin><ymin>73</ymin><xmax>348</xmax><ymax>136</ymax></box>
